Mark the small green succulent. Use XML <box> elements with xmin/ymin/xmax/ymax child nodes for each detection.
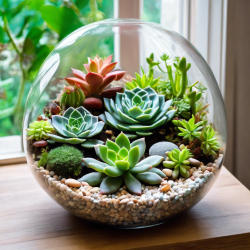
<box><xmin>80</xmin><ymin>132</ymin><xmax>165</xmax><ymax>195</ymax></box>
<box><xmin>27</xmin><ymin>120</ymin><xmax>54</xmax><ymax>141</ymax></box>
<box><xmin>172</xmin><ymin>115</ymin><xmax>204</xmax><ymax>141</ymax></box>
<box><xmin>47</xmin><ymin>106</ymin><xmax>104</xmax><ymax>148</ymax></box>
<box><xmin>100</xmin><ymin>87</ymin><xmax>176</xmax><ymax>138</ymax></box>
<box><xmin>125</xmin><ymin>69</ymin><xmax>161</xmax><ymax>91</ymax></box>
<box><xmin>47</xmin><ymin>145</ymin><xmax>83</xmax><ymax>177</ymax></box>
<box><xmin>60</xmin><ymin>84</ymin><xmax>85</xmax><ymax>109</ymax></box>
<box><xmin>163</xmin><ymin>148</ymin><xmax>191</xmax><ymax>179</ymax></box>
<box><xmin>199</xmin><ymin>125</ymin><xmax>220</xmax><ymax>155</ymax></box>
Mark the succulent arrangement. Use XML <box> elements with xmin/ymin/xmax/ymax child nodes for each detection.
<box><xmin>27</xmin><ymin>52</ymin><xmax>222</xmax><ymax>197</ymax></box>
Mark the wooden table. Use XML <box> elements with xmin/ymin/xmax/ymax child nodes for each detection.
<box><xmin>1</xmin><ymin>164</ymin><xmax>250</xmax><ymax>250</ymax></box>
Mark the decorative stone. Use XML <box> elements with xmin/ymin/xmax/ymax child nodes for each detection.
<box><xmin>83</xmin><ymin>97</ymin><xmax>103</xmax><ymax>109</ymax></box>
<box><xmin>65</xmin><ymin>179</ymin><xmax>81</xmax><ymax>188</ymax></box>
<box><xmin>149</xmin><ymin>142</ymin><xmax>179</xmax><ymax>160</ymax></box>
<box><xmin>100</xmin><ymin>87</ymin><xmax>123</xmax><ymax>98</ymax></box>
<box><xmin>188</xmin><ymin>158</ymin><xmax>201</xmax><ymax>167</ymax></box>
<box><xmin>161</xmin><ymin>183</ymin><xmax>171</xmax><ymax>192</ymax></box>
<box><xmin>162</xmin><ymin>169</ymin><xmax>173</xmax><ymax>177</ymax></box>
<box><xmin>33</xmin><ymin>140</ymin><xmax>48</xmax><ymax>147</ymax></box>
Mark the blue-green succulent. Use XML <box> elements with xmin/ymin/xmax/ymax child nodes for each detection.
<box><xmin>80</xmin><ymin>132</ymin><xmax>165</xmax><ymax>195</ymax></box>
<box><xmin>99</xmin><ymin>87</ymin><xmax>176</xmax><ymax>138</ymax></box>
<box><xmin>47</xmin><ymin>106</ymin><xmax>104</xmax><ymax>148</ymax></box>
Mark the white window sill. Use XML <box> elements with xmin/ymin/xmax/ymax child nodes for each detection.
<box><xmin>0</xmin><ymin>135</ymin><xmax>26</xmax><ymax>165</ymax></box>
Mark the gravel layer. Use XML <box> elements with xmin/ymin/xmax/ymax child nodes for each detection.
<box><xmin>32</xmin><ymin>154</ymin><xmax>223</xmax><ymax>228</ymax></box>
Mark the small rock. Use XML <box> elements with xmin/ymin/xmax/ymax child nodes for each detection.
<box><xmin>161</xmin><ymin>183</ymin><xmax>171</xmax><ymax>192</ymax></box>
<box><xmin>120</xmin><ymin>198</ymin><xmax>130</xmax><ymax>204</ymax></box>
<box><xmin>100</xmin><ymin>87</ymin><xmax>123</xmax><ymax>98</ymax></box>
<box><xmin>33</xmin><ymin>140</ymin><xmax>48</xmax><ymax>147</ymax></box>
<box><xmin>162</xmin><ymin>169</ymin><xmax>173</xmax><ymax>177</ymax></box>
<box><xmin>149</xmin><ymin>142</ymin><xmax>179</xmax><ymax>160</ymax></box>
<box><xmin>83</xmin><ymin>97</ymin><xmax>103</xmax><ymax>109</ymax></box>
<box><xmin>65</xmin><ymin>179</ymin><xmax>81</xmax><ymax>188</ymax></box>
<box><xmin>188</xmin><ymin>158</ymin><xmax>200</xmax><ymax>167</ymax></box>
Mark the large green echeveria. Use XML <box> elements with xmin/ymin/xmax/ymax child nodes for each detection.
<box><xmin>47</xmin><ymin>106</ymin><xmax>104</xmax><ymax>148</ymax></box>
<box><xmin>80</xmin><ymin>132</ymin><xmax>165</xmax><ymax>195</ymax></box>
<box><xmin>99</xmin><ymin>87</ymin><xmax>176</xmax><ymax>138</ymax></box>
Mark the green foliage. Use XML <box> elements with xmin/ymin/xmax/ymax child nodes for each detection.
<box><xmin>60</xmin><ymin>85</ymin><xmax>85</xmax><ymax>109</ymax></box>
<box><xmin>163</xmin><ymin>148</ymin><xmax>191</xmax><ymax>179</ymax></box>
<box><xmin>199</xmin><ymin>125</ymin><xmax>220</xmax><ymax>155</ymax></box>
<box><xmin>27</xmin><ymin>120</ymin><xmax>54</xmax><ymax>140</ymax></box>
<box><xmin>38</xmin><ymin>148</ymin><xmax>48</xmax><ymax>167</ymax></box>
<box><xmin>81</xmin><ymin>132</ymin><xmax>164</xmax><ymax>195</ymax></box>
<box><xmin>100</xmin><ymin>87</ymin><xmax>176</xmax><ymax>138</ymax></box>
<box><xmin>47</xmin><ymin>145</ymin><xmax>83</xmax><ymax>177</ymax></box>
<box><xmin>0</xmin><ymin>0</ymin><xmax>106</xmax><ymax>136</ymax></box>
<box><xmin>125</xmin><ymin>69</ymin><xmax>161</xmax><ymax>90</ymax></box>
<box><xmin>48</xmin><ymin>106</ymin><xmax>104</xmax><ymax>147</ymax></box>
<box><xmin>172</xmin><ymin>115</ymin><xmax>204</xmax><ymax>141</ymax></box>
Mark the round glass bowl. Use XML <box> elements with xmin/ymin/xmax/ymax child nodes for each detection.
<box><xmin>23</xmin><ymin>19</ymin><xmax>227</xmax><ymax>228</ymax></box>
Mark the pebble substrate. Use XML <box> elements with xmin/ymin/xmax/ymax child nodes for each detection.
<box><xmin>32</xmin><ymin>154</ymin><xmax>223</xmax><ymax>228</ymax></box>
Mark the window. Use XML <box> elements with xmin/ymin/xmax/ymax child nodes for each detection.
<box><xmin>0</xmin><ymin>0</ymin><xmax>227</xmax><ymax>164</ymax></box>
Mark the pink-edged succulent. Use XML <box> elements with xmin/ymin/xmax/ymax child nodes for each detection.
<box><xmin>65</xmin><ymin>55</ymin><xmax>125</xmax><ymax>98</ymax></box>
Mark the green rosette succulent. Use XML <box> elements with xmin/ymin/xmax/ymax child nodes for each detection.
<box><xmin>173</xmin><ymin>115</ymin><xmax>204</xmax><ymax>141</ymax></box>
<box><xmin>80</xmin><ymin>132</ymin><xmax>165</xmax><ymax>195</ymax></box>
<box><xmin>99</xmin><ymin>87</ymin><xmax>176</xmax><ymax>138</ymax></box>
<box><xmin>199</xmin><ymin>125</ymin><xmax>220</xmax><ymax>155</ymax></box>
<box><xmin>163</xmin><ymin>148</ymin><xmax>191</xmax><ymax>179</ymax></box>
<box><xmin>27</xmin><ymin>120</ymin><xmax>54</xmax><ymax>140</ymax></box>
<box><xmin>47</xmin><ymin>106</ymin><xmax>104</xmax><ymax>148</ymax></box>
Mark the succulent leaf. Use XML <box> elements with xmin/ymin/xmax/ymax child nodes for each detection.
<box><xmin>135</xmin><ymin>155</ymin><xmax>163</xmax><ymax>168</ymax></box>
<box><xmin>100</xmin><ymin>176</ymin><xmax>123</xmax><ymax>194</ymax></box>
<box><xmin>128</xmin><ymin>146</ymin><xmax>140</xmax><ymax>168</ymax></box>
<box><xmin>134</xmin><ymin>172</ymin><xmax>163</xmax><ymax>185</ymax></box>
<box><xmin>129</xmin><ymin>164</ymin><xmax>152</xmax><ymax>173</ymax></box>
<box><xmin>148</xmin><ymin>168</ymin><xmax>166</xmax><ymax>178</ymax></box>
<box><xmin>124</xmin><ymin>171</ymin><xmax>142</xmax><ymax>195</ymax></box>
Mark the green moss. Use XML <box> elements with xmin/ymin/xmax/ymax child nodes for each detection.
<box><xmin>47</xmin><ymin>145</ymin><xmax>83</xmax><ymax>177</ymax></box>
<box><xmin>38</xmin><ymin>149</ymin><xmax>48</xmax><ymax>168</ymax></box>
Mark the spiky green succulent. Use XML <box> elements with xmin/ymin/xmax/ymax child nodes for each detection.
<box><xmin>172</xmin><ymin>115</ymin><xmax>204</xmax><ymax>141</ymax></box>
<box><xmin>163</xmin><ymin>148</ymin><xmax>191</xmax><ymax>179</ymax></box>
<box><xmin>47</xmin><ymin>106</ymin><xmax>104</xmax><ymax>148</ymax></box>
<box><xmin>125</xmin><ymin>69</ymin><xmax>161</xmax><ymax>90</ymax></box>
<box><xmin>99</xmin><ymin>87</ymin><xmax>176</xmax><ymax>138</ymax></box>
<box><xmin>80</xmin><ymin>132</ymin><xmax>165</xmax><ymax>195</ymax></box>
<box><xmin>27</xmin><ymin>120</ymin><xmax>54</xmax><ymax>141</ymax></box>
<box><xmin>199</xmin><ymin>125</ymin><xmax>220</xmax><ymax>155</ymax></box>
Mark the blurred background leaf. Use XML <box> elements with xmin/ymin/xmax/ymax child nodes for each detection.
<box><xmin>0</xmin><ymin>0</ymin><xmax>111</xmax><ymax>138</ymax></box>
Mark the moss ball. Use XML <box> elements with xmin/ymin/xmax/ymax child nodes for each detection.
<box><xmin>47</xmin><ymin>145</ymin><xmax>83</xmax><ymax>177</ymax></box>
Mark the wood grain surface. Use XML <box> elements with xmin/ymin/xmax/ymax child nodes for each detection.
<box><xmin>0</xmin><ymin>164</ymin><xmax>250</xmax><ymax>250</ymax></box>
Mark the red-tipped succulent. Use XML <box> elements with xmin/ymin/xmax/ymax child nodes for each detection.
<box><xmin>65</xmin><ymin>55</ymin><xmax>125</xmax><ymax>98</ymax></box>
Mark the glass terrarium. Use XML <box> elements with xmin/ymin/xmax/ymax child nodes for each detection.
<box><xmin>23</xmin><ymin>19</ymin><xmax>227</xmax><ymax>228</ymax></box>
